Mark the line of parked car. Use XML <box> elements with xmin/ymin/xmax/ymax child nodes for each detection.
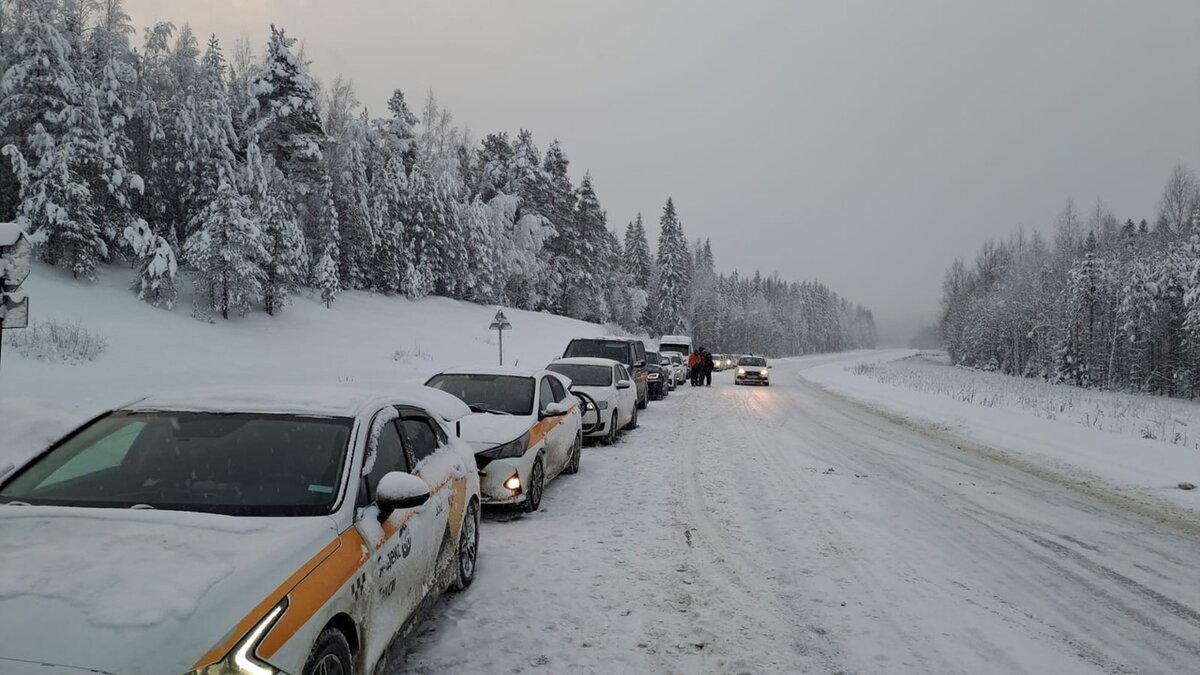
<box><xmin>0</xmin><ymin>333</ymin><xmax>703</xmax><ymax>675</ymax></box>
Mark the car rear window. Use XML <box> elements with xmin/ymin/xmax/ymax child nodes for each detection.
<box><xmin>548</xmin><ymin>364</ymin><xmax>613</xmax><ymax>387</ymax></box>
<box><xmin>564</xmin><ymin>340</ymin><xmax>631</xmax><ymax>365</ymax></box>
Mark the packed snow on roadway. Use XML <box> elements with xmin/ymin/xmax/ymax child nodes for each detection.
<box><xmin>4</xmin><ymin>266</ymin><xmax>1200</xmax><ymax>674</ymax></box>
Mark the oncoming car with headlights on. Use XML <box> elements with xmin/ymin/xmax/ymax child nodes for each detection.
<box><xmin>546</xmin><ymin>357</ymin><xmax>638</xmax><ymax>446</ymax></box>
<box><xmin>0</xmin><ymin>385</ymin><xmax>481</xmax><ymax>675</ymax></box>
<box><xmin>734</xmin><ymin>355</ymin><xmax>771</xmax><ymax>386</ymax></box>
<box><xmin>424</xmin><ymin>368</ymin><xmax>583</xmax><ymax>512</ymax></box>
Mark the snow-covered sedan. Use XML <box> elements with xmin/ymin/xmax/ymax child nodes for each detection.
<box><xmin>425</xmin><ymin>368</ymin><xmax>583</xmax><ymax>512</ymax></box>
<box><xmin>547</xmin><ymin>357</ymin><xmax>638</xmax><ymax>445</ymax></box>
<box><xmin>0</xmin><ymin>385</ymin><xmax>481</xmax><ymax>675</ymax></box>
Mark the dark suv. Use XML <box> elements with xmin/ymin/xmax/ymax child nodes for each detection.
<box><xmin>562</xmin><ymin>337</ymin><xmax>649</xmax><ymax>409</ymax></box>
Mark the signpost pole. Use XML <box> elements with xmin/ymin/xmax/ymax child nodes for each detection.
<box><xmin>489</xmin><ymin>309</ymin><xmax>512</xmax><ymax>367</ymax></box>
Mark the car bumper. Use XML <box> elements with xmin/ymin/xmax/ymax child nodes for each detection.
<box><xmin>477</xmin><ymin>457</ymin><xmax>530</xmax><ymax>505</ymax></box>
<box><xmin>736</xmin><ymin>375</ymin><xmax>769</xmax><ymax>384</ymax></box>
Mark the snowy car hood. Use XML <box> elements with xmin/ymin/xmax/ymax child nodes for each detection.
<box><xmin>457</xmin><ymin>413</ymin><xmax>536</xmax><ymax>450</ymax></box>
<box><xmin>0</xmin><ymin>505</ymin><xmax>340</xmax><ymax>675</ymax></box>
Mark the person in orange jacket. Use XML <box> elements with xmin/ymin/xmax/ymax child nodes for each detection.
<box><xmin>687</xmin><ymin>350</ymin><xmax>702</xmax><ymax>386</ymax></box>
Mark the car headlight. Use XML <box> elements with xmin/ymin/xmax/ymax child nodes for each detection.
<box><xmin>186</xmin><ymin>597</ymin><xmax>288</xmax><ymax>675</ymax></box>
<box><xmin>479</xmin><ymin>431</ymin><xmax>531</xmax><ymax>460</ymax></box>
<box><xmin>648</xmin><ymin>373</ymin><xmax>660</xmax><ymax>380</ymax></box>
<box><xmin>760</xmin><ymin>369</ymin><xmax>769</xmax><ymax>376</ymax></box>
<box><xmin>737</xmin><ymin>368</ymin><xmax>746</xmax><ymax>375</ymax></box>
<box><xmin>584</xmin><ymin>400</ymin><xmax>609</xmax><ymax>410</ymax></box>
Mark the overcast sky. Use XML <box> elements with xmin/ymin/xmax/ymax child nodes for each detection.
<box><xmin>126</xmin><ymin>0</ymin><xmax>1200</xmax><ymax>341</ymax></box>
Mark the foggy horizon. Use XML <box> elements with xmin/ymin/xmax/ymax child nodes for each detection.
<box><xmin>123</xmin><ymin>0</ymin><xmax>1200</xmax><ymax>341</ymax></box>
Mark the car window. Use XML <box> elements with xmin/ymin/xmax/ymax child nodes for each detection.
<box><xmin>617</xmin><ymin>365</ymin><xmax>630</xmax><ymax>381</ymax></box>
<box><xmin>548</xmin><ymin>376</ymin><xmax>568</xmax><ymax>401</ymax></box>
<box><xmin>563</xmin><ymin>339</ymin><xmax>632</xmax><ymax>365</ymax></box>
<box><xmin>539</xmin><ymin>377</ymin><xmax>556</xmax><ymax>411</ymax></box>
<box><xmin>548</xmin><ymin>364</ymin><xmax>612</xmax><ymax>387</ymax></box>
<box><xmin>368</xmin><ymin>420</ymin><xmax>409</xmax><ymax>499</ymax></box>
<box><xmin>38</xmin><ymin>420</ymin><xmax>146</xmax><ymax>488</ymax></box>
<box><xmin>425</xmin><ymin>373</ymin><xmax>536</xmax><ymax>416</ymax></box>
<box><xmin>401</xmin><ymin>416</ymin><xmax>441</xmax><ymax>464</ymax></box>
<box><xmin>1</xmin><ymin>412</ymin><xmax>354</xmax><ymax>516</ymax></box>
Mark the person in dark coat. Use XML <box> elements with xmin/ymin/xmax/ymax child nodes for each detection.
<box><xmin>701</xmin><ymin>349</ymin><xmax>715</xmax><ymax>386</ymax></box>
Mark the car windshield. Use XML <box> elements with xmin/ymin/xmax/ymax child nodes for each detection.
<box><xmin>646</xmin><ymin>352</ymin><xmax>662</xmax><ymax>365</ymax></box>
<box><xmin>547</xmin><ymin>364</ymin><xmax>613</xmax><ymax>387</ymax></box>
<box><xmin>0</xmin><ymin>412</ymin><xmax>353</xmax><ymax>516</ymax></box>
<box><xmin>563</xmin><ymin>340</ymin><xmax>630</xmax><ymax>364</ymax></box>
<box><xmin>426</xmin><ymin>373</ymin><xmax>536</xmax><ymax>416</ymax></box>
<box><xmin>739</xmin><ymin>357</ymin><xmax>767</xmax><ymax>367</ymax></box>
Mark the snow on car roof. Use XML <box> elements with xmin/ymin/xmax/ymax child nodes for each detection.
<box><xmin>434</xmin><ymin>366</ymin><xmax>542</xmax><ymax>379</ymax></box>
<box><xmin>549</xmin><ymin>357</ymin><xmax>622</xmax><ymax>368</ymax></box>
<box><xmin>121</xmin><ymin>383</ymin><xmax>471</xmax><ymax>421</ymax></box>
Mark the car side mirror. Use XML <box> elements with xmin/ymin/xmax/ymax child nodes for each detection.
<box><xmin>376</xmin><ymin>471</ymin><xmax>430</xmax><ymax>521</ymax></box>
<box><xmin>635</xmin><ymin>360</ymin><xmax>646</xmax><ymax>368</ymax></box>
<box><xmin>541</xmin><ymin>402</ymin><xmax>569</xmax><ymax>419</ymax></box>
<box><xmin>616</xmin><ymin>379</ymin><xmax>633</xmax><ymax>390</ymax></box>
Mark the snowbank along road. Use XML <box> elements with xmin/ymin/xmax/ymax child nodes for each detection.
<box><xmin>396</xmin><ymin>355</ymin><xmax>1200</xmax><ymax>674</ymax></box>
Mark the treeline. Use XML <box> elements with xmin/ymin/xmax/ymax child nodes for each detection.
<box><xmin>941</xmin><ymin>164</ymin><xmax>1200</xmax><ymax>397</ymax></box>
<box><xmin>0</xmin><ymin>0</ymin><xmax>874</xmax><ymax>354</ymax></box>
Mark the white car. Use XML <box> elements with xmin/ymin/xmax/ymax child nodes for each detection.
<box><xmin>425</xmin><ymin>367</ymin><xmax>583</xmax><ymax>512</ymax></box>
<box><xmin>664</xmin><ymin>352</ymin><xmax>687</xmax><ymax>386</ymax></box>
<box><xmin>547</xmin><ymin>357</ymin><xmax>638</xmax><ymax>445</ymax></box>
<box><xmin>0</xmin><ymin>384</ymin><xmax>480</xmax><ymax>675</ymax></box>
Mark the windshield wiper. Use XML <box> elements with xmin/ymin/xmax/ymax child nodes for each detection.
<box><xmin>468</xmin><ymin>404</ymin><xmax>513</xmax><ymax>416</ymax></box>
<box><xmin>129</xmin><ymin>503</ymin><xmax>156</xmax><ymax>510</ymax></box>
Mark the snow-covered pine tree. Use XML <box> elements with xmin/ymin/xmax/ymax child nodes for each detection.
<box><xmin>244</xmin><ymin>137</ymin><xmax>305</xmax><ymax>316</ymax></box>
<box><xmin>0</xmin><ymin>3</ymin><xmax>106</xmax><ymax>277</ymax></box>
<box><xmin>124</xmin><ymin>217</ymin><xmax>177</xmax><ymax>307</ymax></box>
<box><xmin>569</xmin><ymin>173</ymin><xmax>610</xmax><ymax>322</ymax></box>
<box><xmin>185</xmin><ymin>176</ymin><xmax>266</xmax><ymax>320</ymax></box>
<box><xmin>331</xmin><ymin>113</ymin><xmax>375</xmax><ymax>289</ymax></box>
<box><xmin>245</xmin><ymin>25</ymin><xmax>325</xmax><ymax>182</ymax></box>
<box><xmin>314</xmin><ymin>172</ymin><xmax>339</xmax><ymax>307</ymax></box>
<box><xmin>653</xmin><ymin>197</ymin><xmax>691</xmax><ymax>334</ymax></box>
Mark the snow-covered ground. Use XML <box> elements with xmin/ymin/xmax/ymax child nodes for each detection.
<box><xmin>6</xmin><ymin>272</ymin><xmax>1200</xmax><ymax>673</ymax></box>
<box><xmin>399</xmin><ymin>357</ymin><xmax>1200</xmax><ymax>674</ymax></box>
<box><xmin>805</xmin><ymin>350</ymin><xmax>1200</xmax><ymax>520</ymax></box>
<box><xmin>0</xmin><ymin>264</ymin><xmax>607</xmax><ymax>470</ymax></box>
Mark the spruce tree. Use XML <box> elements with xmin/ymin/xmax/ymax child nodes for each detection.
<box><xmin>653</xmin><ymin>197</ymin><xmax>691</xmax><ymax>334</ymax></box>
<box><xmin>185</xmin><ymin>177</ymin><xmax>266</xmax><ymax>320</ymax></box>
<box><xmin>314</xmin><ymin>173</ymin><xmax>340</xmax><ymax>307</ymax></box>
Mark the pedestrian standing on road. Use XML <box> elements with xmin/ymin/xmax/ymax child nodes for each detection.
<box><xmin>702</xmin><ymin>349</ymin><xmax>715</xmax><ymax>386</ymax></box>
<box><xmin>688</xmin><ymin>350</ymin><xmax>702</xmax><ymax>386</ymax></box>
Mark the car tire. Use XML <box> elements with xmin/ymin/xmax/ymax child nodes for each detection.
<box><xmin>627</xmin><ymin>404</ymin><xmax>638</xmax><ymax>430</ymax></box>
<box><xmin>524</xmin><ymin>459</ymin><xmax>544</xmax><ymax>512</ymax></box>
<box><xmin>564</xmin><ymin>432</ymin><xmax>582</xmax><ymax>475</ymax></box>
<box><xmin>452</xmin><ymin>498</ymin><xmax>479</xmax><ymax>591</ymax></box>
<box><xmin>302</xmin><ymin>627</ymin><xmax>352</xmax><ymax>675</ymax></box>
<box><xmin>602</xmin><ymin>413</ymin><xmax>618</xmax><ymax>445</ymax></box>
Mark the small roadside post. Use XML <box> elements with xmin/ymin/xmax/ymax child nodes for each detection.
<box><xmin>489</xmin><ymin>309</ymin><xmax>512</xmax><ymax>366</ymax></box>
<box><xmin>0</xmin><ymin>223</ymin><xmax>33</xmax><ymax>376</ymax></box>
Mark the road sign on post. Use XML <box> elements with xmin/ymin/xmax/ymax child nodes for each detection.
<box><xmin>489</xmin><ymin>309</ymin><xmax>512</xmax><ymax>366</ymax></box>
<box><xmin>1</xmin><ymin>222</ymin><xmax>33</xmax><ymax>375</ymax></box>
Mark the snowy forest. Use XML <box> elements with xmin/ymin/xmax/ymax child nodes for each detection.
<box><xmin>0</xmin><ymin>0</ymin><xmax>875</xmax><ymax>357</ymax></box>
<box><xmin>940</xmin><ymin>164</ymin><xmax>1200</xmax><ymax>398</ymax></box>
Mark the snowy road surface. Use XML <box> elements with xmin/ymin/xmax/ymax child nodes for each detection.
<box><xmin>395</xmin><ymin>356</ymin><xmax>1200</xmax><ymax>674</ymax></box>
